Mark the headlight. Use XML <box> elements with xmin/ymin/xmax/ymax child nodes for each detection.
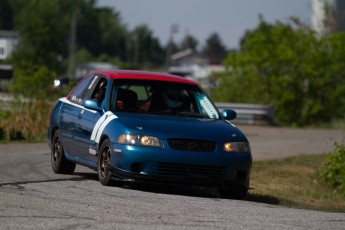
<box><xmin>223</xmin><ymin>142</ymin><xmax>251</xmax><ymax>153</ymax></box>
<box><xmin>118</xmin><ymin>134</ymin><xmax>162</xmax><ymax>147</ymax></box>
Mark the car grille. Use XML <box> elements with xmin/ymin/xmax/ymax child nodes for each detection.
<box><xmin>156</xmin><ymin>162</ymin><xmax>225</xmax><ymax>179</ymax></box>
<box><xmin>167</xmin><ymin>139</ymin><xmax>216</xmax><ymax>152</ymax></box>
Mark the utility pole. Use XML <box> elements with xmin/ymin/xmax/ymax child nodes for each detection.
<box><xmin>133</xmin><ymin>33</ymin><xmax>139</xmax><ymax>66</ymax></box>
<box><xmin>67</xmin><ymin>9</ymin><xmax>80</xmax><ymax>79</ymax></box>
<box><xmin>165</xmin><ymin>24</ymin><xmax>179</xmax><ymax>69</ymax></box>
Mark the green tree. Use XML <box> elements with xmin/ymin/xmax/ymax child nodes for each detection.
<box><xmin>10</xmin><ymin>61</ymin><xmax>59</xmax><ymax>100</ymax></box>
<box><xmin>180</xmin><ymin>34</ymin><xmax>199</xmax><ymax>51</ymax></box>
<box><xmin>77</xmin><ymin>5</ymin><xmax>128</xmax><ymax>60</ymax></box>
<box><xmin>10</xmin><ymin>0</ymin><xmax>128</xmax><ymax>71</ymax></box>
<box><xmin>11</xmin><ymin>0</ymin><xmax>71</xmax><ymax>72</ymax></box>
<box><xmin>129</xmin><ymin>24</ymin><xmax>164</xmax><ymax>67</ymax></box>
<box><xmin>165</xmin><ymin>40</ymin><xmax>179</xmax><ymax>55</ymax></box>
<box><xmin>97</xmin><ymin>8</ymin><xmax>127</xmax><ymax>60</ymax></box>
<box><xmin>202</xmin><ymin>32</ymin><xmax>228</xmax><ymax>64</ymax></box>
<box><xmin>215</xmin><ymin>19</ymin><xmax>345</xmax><ymax>126</ymax></box>
<box><xmin>8</xmin><ymin>0</ymin><xmax>132</xmax><ymax>99</ymax></box>
<box><xmin>75</xmin><ymin>47</ymin><xmax>93</xmax><ymax>66</ymax></box>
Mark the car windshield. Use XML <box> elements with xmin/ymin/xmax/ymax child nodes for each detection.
<box><xmin>110</xmin><ymin>79</ymin><xmax>220</xmax><ymax>119</ymax></box>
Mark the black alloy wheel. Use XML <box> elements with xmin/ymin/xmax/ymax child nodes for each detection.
<box><xmin>98</xmin><ymin>139</ymin><xmax>113</xmax><ymax>186</ymax></box>
<box><xmin>51</xmin><ymin>129</ymin><xmax>76</xmax><ymax>174</ymax></box>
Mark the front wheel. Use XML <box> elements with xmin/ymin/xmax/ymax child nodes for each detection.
<box><xmin>97</xmin><ymin>139</ymin><xmax>113</xmax><ymax>186</ymax></box>
<box><xmin>51</xmin><ymin>130</ymin><xmax>76</xmax><ymax>174</ymax></box>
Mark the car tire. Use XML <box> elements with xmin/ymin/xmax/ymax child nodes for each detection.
<box><xmin>98</xmin><ymin>139</ymin><xmax>113</xmax><ymax>186</ymax></box>
<box><xmin>218</xmin><ymin>188</ymin><xmax>248</xmax><ymax>200</ymax></box>
<box><xmin>51</xmin><ymin>130</ymin><xmax>76</xmax><ymax>174</ymax></box>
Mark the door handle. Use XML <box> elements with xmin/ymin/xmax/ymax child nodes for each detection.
<box><xmin>78</xmin><ymin>109</ymin><xmax>85</xmax><ymax>119</ymax></box>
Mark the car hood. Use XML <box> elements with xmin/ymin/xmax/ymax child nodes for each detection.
<box><xmin>115</xmin><ymin>113</ymin><xmax>248</xmax><ymax>143</ymax></box>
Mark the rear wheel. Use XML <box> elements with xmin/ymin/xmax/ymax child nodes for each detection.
<box><xmin>51</xmin><ymin>130</ymin><xmax>76</xmax><ymax>174</ymax></box>
<box><xmin>98</xmin><ymin>139</ymin><xmax>113</xmax><ymax>186</ymax></box>
<box><xmin>218</xmin><ymin>188</ymin><xmax>248</xmax><ymax>200</ymax></box>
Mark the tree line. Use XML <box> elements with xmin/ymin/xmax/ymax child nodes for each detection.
<box><xmin>212</xmin><ymin>17</ymin><xmax>345</xmax><ymax>126</ymax></box>
<box><xmin>0</xmin><ymin>0</ymin><xmax>228</xmax><ymax>74</ymax></box>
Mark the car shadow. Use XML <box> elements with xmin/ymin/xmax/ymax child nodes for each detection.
<box><xmin>73</xmin><ymin>171</ymin><xmax>280</xmax><ymax>205</ymax></box>
<box><xmin>122</xmin><ymin>182</ymin><xmax>220</xmax><ymax>199</ymax></box>
<box><xmin>73</xmin><ymin>172</ymin><xmax>99</xmax><ymax>181</ymax></box>
<box><xmin>125</xmin><ymin>183</ymin><xmax>280</xmax><ymax>205</ymax></box>
<box><xmin>245</xmin><ymin>192</ymin><xmax>280</xmax><ymax>205</ymax></box>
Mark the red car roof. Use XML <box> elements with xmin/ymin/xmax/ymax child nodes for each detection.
<box><xmin>91</xmin><ymin>70</ymin><xmax>197</xmax><ymax>85</ymax></box>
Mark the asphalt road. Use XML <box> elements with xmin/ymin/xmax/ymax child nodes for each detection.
<box><xmin>0</xmin><ymin>125</ymin><xmax>344</xmax><ymax>229</ymax></box>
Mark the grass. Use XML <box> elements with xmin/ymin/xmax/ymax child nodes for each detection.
<box><xmin>0</xmin><ymin>100</ymin><xmax>53</xmax><ymax>142</ymax></box>
<box><xmin>248</xmin><ymin>154</ymin><xmax>345</xmax><ymax>212</ymax></box>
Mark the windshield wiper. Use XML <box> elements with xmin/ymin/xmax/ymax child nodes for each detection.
<box><xmin>175</xmin><ymin>112</ymin><xmax>210</xmax><ymax>119</ymax></box>
<box><xmin>148</xmin><ymin>111</ymin><xmax>211</xmax><ymax>119</ymax></box>
<box><xmin>147</xmin><ymin>111</ymin><xmax>172</xmax><ymax>116</ymax></box>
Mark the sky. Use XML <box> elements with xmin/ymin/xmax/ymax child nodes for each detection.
<box><xmin>96</xmin><ymin>0</ymin><xmax>312</xmax><ymax>50</ymax></box>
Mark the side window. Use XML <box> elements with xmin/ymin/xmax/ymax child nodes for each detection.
<box><xmin>128</xmin><ymin>85</ymin><xmax>149</xmax><ymax>101</ymax></box>
<box><xmin>90</xmin><ymin>77</ymin><xmax>108</xmax><ymax>105</ymax></box>
<box><xmin>110</xmin><ymin>83</ymin><xmax>145</xmax><ymax>111</ymax></box>
<box><xmin>69</xmin><ymin>75</ymin><xmax>99</xmax><ymax>104</ymax></box>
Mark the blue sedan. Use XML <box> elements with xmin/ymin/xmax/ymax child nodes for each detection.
<box><xmin>48</xmin><ymin>70</ymin><xmax>252</xmax><ymax>198</ymax></box>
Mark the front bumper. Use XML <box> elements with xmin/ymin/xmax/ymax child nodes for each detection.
<box><xmin>108</xmin><ymin>143</ymin><xmax>252</xmax><ymax>188</ymax></box>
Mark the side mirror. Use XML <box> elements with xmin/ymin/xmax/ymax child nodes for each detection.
<box><xmin>83</xmin><ymin>99</ymin><xmax>102</xmax><ymax>111</ymax></box>
<box><xmin>222</xmin><ymin>109</ymin><xmax>237</xmax><ymax>120</ymax></box>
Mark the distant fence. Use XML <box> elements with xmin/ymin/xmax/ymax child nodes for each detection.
<box><xmin>0</xmin><ymin>93</ymin><xmax>33</xmax><ymax>111</ymax></box>
<box><xmin>216</xmin><ymin>102</ymin><xmax>275</xmax><ymax>125</ymax></box>
<box><xmin>0</xmin><ymin>93</ymin><xmax>12</xmax><ymax>110</ymax></box>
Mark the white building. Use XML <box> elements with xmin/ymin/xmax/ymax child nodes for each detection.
<box><xmin>167</xmin><ymin>49</ymin><xmax>225</xmax><ymax>90</ymax></box>
<box><xmin>0</xmin><ymin>30</ymin><xmax>19</xmax><ymax>60</ymax></box>
<box><xmin>312</xmin><ymin>0</ymin><xmax>345</xmax><ymax>35</ymax></box>
<box><xmin>0</xmin><ymin>31</ymin><xmax>19</xmax><ymax>87</ymax></box>
<box><xmin>168</xmin><ymin>49</ymin><xmax>225</xmax><ymax>80</ymax></box>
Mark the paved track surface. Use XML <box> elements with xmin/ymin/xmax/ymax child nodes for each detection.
<box><xmin>0</xmin><ymin>126</ymin><xmax>344</xmax><ymax>229</ymax></box>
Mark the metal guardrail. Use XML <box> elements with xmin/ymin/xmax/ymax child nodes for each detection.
<box><xmin>0</xmin><ymin>93</ymin><xmax>32</xmax><ymax>111</ymax></box>
<box><xmin>0</xmin><ymin>92</ymin><xmax>12</xmax><ymax>110</ymax></box>
<box><xmin>216</xmin><ymin>102</ymin><xmax>275</xmax><ymax>125</ymax></box>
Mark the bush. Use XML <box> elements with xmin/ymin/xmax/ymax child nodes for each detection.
<box><xmin>318</xmin><ymin>144</ymin><xmax>345</xmax><ymax>193</ymax></box>
<box><xmin>10</xmin><ymin>62</ymin><xmax>64</xmax><ymax>100</ymax></box>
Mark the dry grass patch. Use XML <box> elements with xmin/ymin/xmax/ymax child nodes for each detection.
<box><xmin>0</xmin><ymin>100</ymin><xmax>53</xmax><ymax>142</ymax></box>
<box><xmin>248</xmin><ymin>154</ymin><xmax>345</xmax><ymax>212</ymax></box>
